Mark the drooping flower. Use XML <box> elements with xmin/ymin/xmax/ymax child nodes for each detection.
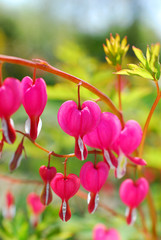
<box><xmin>84</xmin><ymin>112</ymin><xmax>121</xmax><ymax>169</ymax></box>
<box><xmin>112</xmin><ymin>120</ymin><xmax>146</xmax><ymax>178</ymax></box>
<box><xmin>80</xmin><ymin>161</ymin><xmax>109</xmax><ymax>214</ymax></box>
<box><xmin>0</xmin><ymin>77</ymin><xmax>22</xmax><ymax>144</ymax></box>
<box><xmin>27</xmin><ymin>192</ymin><xmax>45</xmax><ymax>227</ymax></box>
<box><xmin>50</xmin><ymin>173</ymin><xmax>80</xmax><ymax>221</ymax></box>
<box><xmin>39</xmin><ymin>165</ymin><xmax>57</xmax><ymax>205</ymax></box>
<box><xmin>93</xmin><ymin>224</ymin><xmax>121</xmax><ymax>240</ymax></box>
<box><xmin>22</xmin><ymin>76</ymin><xmax>47</xmax><ymax>141</ymax></box>
<box><xmin>2</xmin><ymin>191</ymin><xmax>16</xmax><ymax>220</ymax></box>
<box><xmin>119</xmin><ymin>178</ymin><xmax>149</xmax><ymax>225</ymax></box>
<box><xmin>9</xmin><ymin>137</ymin><xmax>25</xmax><ymax>172</ymax></box>
<box><xmin>57</xmin><ymin>100</ymin><xmax>101</xmax><ymax>160</ymax></box>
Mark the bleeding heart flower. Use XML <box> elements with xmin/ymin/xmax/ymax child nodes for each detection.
<box><xmin>27</xmin><ymin>192</ymin><xmax>45</xmax><ymax>227</ymax></box>
<box><xmin>84</xmin><ymin>112</ymin><xmax>121</xmax><ymax>169</ymax></box>
<box><xmin>22</xmin><ymin>76</ymin><xmax>47</xmax><ymax>141</ymax></box>
<box><xmin>50</xmin><ymin>173</ymin><xmax>80</xmax><ymax>221</ymax></box>
<box><xmin>2</xmin><ymin>191</ymin><xmax>16</xmax><ymax>220</ymax></box>
<box><xmin>93</xmin><ymin>224</ymin><xmax>121</xmax><ymax>240</ymax></box>
<box><xmin>112</xmin><ymin>120</ymin><xmax>146</xmax><ymax>179</ymax></box>
<box><xmin>9</xmin><ymin>137</ymin><xmax>24</xmax><ymax>172</ymax></box>
<box><xmin>0</xmin><ymin>78</ymin><xmax>22</xmax><ymax>144</ymax></box>
<box><xmin>39</xmin><ymin>165</ymin><xmax>57</xmax><ymax>205</ymax></box>
<box><xmin>80</xmin><ymin>161</ymin><xmax>109</xmax><ymax>214</ymax></box>
<box><xmin>57</xmin><ymin>100</ymin><xmax>101</xmax><ymax>160</ymax></box>
<box><xmin>119</xmin><ymin>177</ymin><xmax>149</xmax><ymax>225</ymax></box>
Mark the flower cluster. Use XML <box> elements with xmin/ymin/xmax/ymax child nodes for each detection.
<box><xmin>0</xmin><ymin>76</ymin><xmax>47</xmax><ymax>167</ymax></box>
<box><xmin>0</xmin><ymin>62</ymin><xmax>149</xmax><ymax>236</ymax></box>
<box><xmin>34</xmin><ymin>98</ymin><xmax>148</xmax><ymax>227</ymax></box>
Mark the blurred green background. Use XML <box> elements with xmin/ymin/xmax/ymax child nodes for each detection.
<box><xmin>0</xmin><ymin>0</ymin><xmax>161</xmax><ymax>239</ymax></box>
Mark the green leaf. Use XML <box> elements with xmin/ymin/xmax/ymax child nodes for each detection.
<box><xmin>132</xmin><ymin>46</ymin><xmax>146</xmax><ymax>66</ymax></box>
<box><xmin>117</xmin><ymin>64</ymin><xmax>153</xmax><ymax>79</ymax></box>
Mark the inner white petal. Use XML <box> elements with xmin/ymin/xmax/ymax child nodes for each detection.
<box><xmin>2</xmin><ymin>118</ymin><xmax>12</xmax><ymax>144</ymax></box>
<box><xmin>45</xmin><ymin>182</ymin><xmax>50</xmax><ymax>205</ymax></box>
<box><xmin>62</xmin><ymin>200</ymin><xmax>67</xmax><ymax>222</ymax></box>
<box><xmin>125</xmin><ymin>207</ymin><xmax>137</xmax><ymax>225</ymax></box>
<box><xmin>104</xmin><ymin>149</ymin><xmax>115</xmax><ymax>169</ymax></box>
<box><xmin>37</xmin><ymin>118</ymin><xmax>42</xmax><ymax>136</ymax></box>
<box><xmin>116</xmin><ymin>151</ymin><xmax>127</xmax><ymax>179</ymax></box>
<box><xmin>9</xmin><ymin>153</ymin><xmax>23</xmax><ymax>171</ymax></box>
<box><xmin>87</xmin><ymin>192</ymin><xmax>91</xmax><ymax>204</ymax></box>
<box><xmin>91</xmin><ymin>193</ymin><xmax>99</xmax><ymax>214</ymax></box>
<box><xmin>25</xmin><ymin>118</ymin><xmax>30</xmax><ymax>134</ymax></box>
<box><xmin>78</xmin><ymin>136</ymin><xmax>84</xmax><ymax>160</ymax></box>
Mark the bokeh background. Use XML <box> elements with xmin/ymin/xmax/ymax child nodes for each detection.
<box><xmin>0</xmin><ymin>0</ymin><xmax>161</xmax><ymax>239</ymax></box>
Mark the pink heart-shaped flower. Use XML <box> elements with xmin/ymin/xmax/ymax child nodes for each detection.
<box><xmin>50</xmin><ymin>173</ymin><xmax>80</xmax><ymax>221</ymax></box>
<box><xmin>93</xmin><ymin>224</ymin><xmax>121</xmax><ymax>240</ymax></box>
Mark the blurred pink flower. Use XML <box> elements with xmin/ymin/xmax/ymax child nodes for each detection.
<box><xmin>2</xmin><ymin>191</ymin><xmax>16</xmax><ymax>220</ymax></box>
<box><xmin>27</xmin><ymin>192</ymin><xmax>45</xmax><ymax>227</ymax></box>
<box><xmin>93</xmin><ymin>224</ymin><xmax>121</xmax><ymax>240</ymax></box>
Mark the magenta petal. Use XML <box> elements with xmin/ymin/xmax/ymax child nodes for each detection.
<box><xmin>119</xmin><ymin>120</ymin><xmax>142</xmax><ymax>155</ymax></box>
<box><xmin>119</xmin><ymin>178</ymin><xmax>149</xmax><ymax>208</ymax></box>
<box><xmin>58</xmin><ymin>100</ymin><xmax>101</xmax><ymax>138</ymax></box>
<box><xmin>80</xmin><ymin>161</ymin><xmax>109</xmax><ymax>193</ymax></box>
<box><xmin>0</xmin><ymin>78</ymin><xmax>22</xmax><ymax>118</ymax></box>
<box><xmin>22</xmin><ymin>76</ymin><xmax>47</xmax><ymax>117</ymax></box>
<box><xmin>84</xmin><ymin>112</ymin><xmax>121</xmax><ymax>150</ymax></box>
<box><xmin>50</xmin><ymin>173</ymin><xmax>80</xmax><ymax>201</ymax></box>
<box><xmin>80</xmin><ymin>101</ymin><xmax>101</xmax><ymax>135</ymax></box>
<box><xmin>27</xmin><ymin>193</ymin><xmax>45</xmax><ymax>215</ymax></box>
<box><xmin>127</xmin><ymin>155</ymin><xmax>147</xmax><ymax>166</ymax></box>
<box><xmin>29</xmin><ymin>116</ymin><xmax>40</xmax><ymax>141</ymax></box>
<box><xmin>93</xmin><ymin>224</ymin><xmax>121</xmax><ymax>240</ymax></box>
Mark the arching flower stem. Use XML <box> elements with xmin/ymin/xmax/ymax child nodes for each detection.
<box><xmin>0</xmin><ymin>61</ymin><xmax>3</xmax><ymax>86</ymax></box>
<box><xmin>32</xmin><ymin>67</ymin><xmax>37</xmax><ymax>85</ymax></box>
<box><xmin>0</xmin><ymin>55</ymin><xmax>124</xmax><ymax>127</ymax></box>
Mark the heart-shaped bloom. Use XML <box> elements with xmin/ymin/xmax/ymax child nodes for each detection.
<box><xmin>39</xmin><ymin>165</ymin><xmax>57</xmax><ymax>205</ymax></box>
<box><xmin>93</xmin><ymin>224</ymin><xmax>121</xmax><ymax>240</ymax></box>
<box><xmin>119</xmin><ymin>177</ymin><xmax>149</xmax><ymax>225</ymax></box>
<box><xmin>84</xmin><ymin>112</ymin><xmax>121</xmax><ymax>169</ymax></box>
<box><xmin>112</xmin><ymin>120</ymin><xmax>146</xmax><ymax>178</ymax></box>
<box><xmin>0</xmin><ymin>78</ymin><xmax>22</xmax><ymax>144</ymax></box>
<box><xmin>80</xmin><ymin>161</ymin><xmax>109</xmax><ymax>214</ymax></box>
<box><xmin>27</xmin><ymin>192</ymin><xmax>45</xmax><ymax>227</ymax></box>
<box><xmin>22</xmin><ymin>76</ymin><xmax>47</xmax><ymax>141</ymax></box>
<box><xmin>50</xmin><ymin>173</ymin><xmax>80</xmax><ymax>221</ymax></box>
<box><xmin>57</xmin><ymin>100</ymin><xmax>101</xmax><ymax>160</ymax></box>
<box><xmin>2</xmin><ymin>191</ymin><xmax>16</xmax><ymax>220</ymax></box>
